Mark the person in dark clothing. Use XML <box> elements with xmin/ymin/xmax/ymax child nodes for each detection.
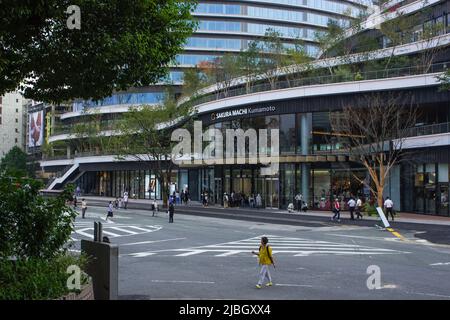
<box><xmin>169</xmin><ymin>202</ymin><xmax>175</xmax><ymax>223</ymax></box>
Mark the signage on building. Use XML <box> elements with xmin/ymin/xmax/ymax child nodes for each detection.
<box><xmin>211</xmin><ymin>106</ymin><xmax>276</xmax><ymax>121</ymax></box>
<box><xmin>29</xmin><ymin>110</ymin><xmax>44</xmax><ymax>147</ymax></box>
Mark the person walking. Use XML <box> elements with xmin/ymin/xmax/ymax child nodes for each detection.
<box><xmin>223</xmin><ymin>193</ymin><xmax>229</xmax><ymax>208</ymax></box>
<box><xmin>384</xmin><ymin>197</ymin><xmax>395</xmax><ymax>221</ymax></box>
<box><xmin>332</xmin><ymin>198</ymin><xmax>341</xmax><ymax>222</ymax></box>
<box><xmin>105</xmin><ymin>201</ymin><xmax>114</xmax><ymax>222</ymax></box>
<box><xmin>168</xmin><ymin>202</ymin><xmax>175</xmax><ymax>223</ymax></box>
<box><xmin>73</xmin><ymin>194</ymin><xmax>78</xmax><ymax>209</ymax></box>
<box><xmin>256</xmin><ymin>193</ymin><xmax>262</xmax><ymax>209</ymax></box>
<box><xmin>347</xmin><ymin>197</ymin><xmax>356</xmax><ymax>220</ymax></box>
<box><xmin>355</xmin><ymin>197</ymin><xmax>363</xmax><ymax>219</ymax></box>
<box><xmin>252</xmin><ymin>236</ymin><xmax>275</xmax><ymax>289</ymax></box>
<box><xmin>123</xmin><ymin>192</ymin><xmax>129</xmax><ymax>209</ymax></box>
<box><xmin>81</xmin><ymin>198</ymin><xmax>87</xmax><ymax>219</ymax></box>
<box><xmin>295</xmin><ymin>193</ymin><xmax>303</xmax><ymax>212</ymax></box>
<box><xmin>152</xmin><ymin>198</ymin><xmax>158</xmax><ymax>217</ymax></box>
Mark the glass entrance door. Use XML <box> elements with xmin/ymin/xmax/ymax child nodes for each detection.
<box><xmin>265</xmin><ymin>178</ymin><xmax>279</xmax><ymax>209</ymax></box>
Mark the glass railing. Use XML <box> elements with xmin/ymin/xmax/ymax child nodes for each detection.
<box><xmin>183</xmin><ymin>61</ymin><xmax>449</xmax><ymax>108</ymax></box>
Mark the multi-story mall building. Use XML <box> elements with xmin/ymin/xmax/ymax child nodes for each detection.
<box><xmin>40</xmin><ymin>0</ymin><xmax>450</xmax><ymax>216</ymax></box>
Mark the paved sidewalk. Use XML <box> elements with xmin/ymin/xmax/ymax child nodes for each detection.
<box><xmin>78</xmin><ymin>195</ymin><xmax>450</xmax><ymax>226</ymax></box>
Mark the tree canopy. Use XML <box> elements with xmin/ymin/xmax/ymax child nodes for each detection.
<box><xmin>0</xmin><ymin>146</ymin><xmax>28</xmax><ymax>177</ymax></box>
<box><xmin>0</xmin><ymin>0</ymin><xmax>197</xmax><ymax>103</ymax></box>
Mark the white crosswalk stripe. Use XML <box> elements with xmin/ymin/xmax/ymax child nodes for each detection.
<box><xmin>71</xmin><ymin>224</ymin><xmax>162</xmax><ymax>241</ymax></box>
<box><xmin>128</xmin><ymin>234</ymin><xmax>410</xmax><ymax>258</ymax></box>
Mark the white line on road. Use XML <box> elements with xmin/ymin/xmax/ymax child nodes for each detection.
<box><xmin>275</xmin><ymin>283</ymin><xmax>313</xmax><ymax>288</ymax></box>
<box><xmin>127</xmin><ymin>226</ymin><xmax>159</xmax><ymax>232</ymax></box>
<box><xmin>109</xmin><ymin>227</ymin><xmax>139</xmax><ymax>235</ymax></box>
<box><xmin>121</xmin><ymin>238</ymin><xmax>186</xmax><ymax>246</ymax></box>
<box><xmin>102</xmin><ymin>230</ymin><xmax>121</xmax><ymax>237</ymax></box>
<box><xmin>175</xmin><ymin>250</ymin><xmax>209</xmax><ymax>257</ymax></box>
<box><xmin>430</xmin><ymin>262</ymin><xmax>450</xmax><ymax>266</ymax></box>
<box><xmin>214</xmin><ymin>251</ymin><xmax>246</xmax><ymax>257</ymax></box>
<box><xmin>151</xmin><ymin>280</ymin><xmax>215</xmax><ymax>284</ymax></box>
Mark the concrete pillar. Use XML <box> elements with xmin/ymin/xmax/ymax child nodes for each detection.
<box><xmin>66</xmin><ymin>145</ymin><xmax>71</xmax><ymax>159</ymax></box>
<box><xmin>300</xmin><ymin>113</ymin><xmax>311</xmax><ymax>156</ymax></box>
<box><xmin>300</xmin><ymin>113</ymin><xmax>311</xmax><ymax>206</ymax></box>
<box><xmin>301</xmin><ymin>163</ymin><xmax>310</xmax><ymax>206</ymax></box>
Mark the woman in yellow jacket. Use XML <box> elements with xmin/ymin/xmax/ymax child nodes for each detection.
<box><xmin>252</xmin><ymin>236</ymin><xmax>275</xmax><ymax>289</ymax></box>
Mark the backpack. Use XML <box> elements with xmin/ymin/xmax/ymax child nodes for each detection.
<box><xmin>259</xmin><ymin>245</ymin><xmax>275</xmax><ymax>265</ymax></box>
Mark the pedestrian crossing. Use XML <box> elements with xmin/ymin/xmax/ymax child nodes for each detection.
<box><xmin>127</xmin><ymin>235</ymin><xmax>409</xmax><ymax>258</ymax></box>
<box><xmin>71</xmin><ymin>222</ymin><xmax>162</xmax><ymax>241</ymax></box>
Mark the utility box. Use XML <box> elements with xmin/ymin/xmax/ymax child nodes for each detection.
<box><xmin>81</xmin><ymin>239</ymin><xmax>119</xmax><ymax>300</ymax></box>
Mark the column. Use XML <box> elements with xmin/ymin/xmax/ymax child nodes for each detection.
<box><xmin>300</xmin><ymin>113</ymin><xmax>311</xmax><ymax>206</ymax></box>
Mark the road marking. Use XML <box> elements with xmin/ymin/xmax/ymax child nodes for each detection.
<box><xmin>386</xmin><ymin>227</ymin><xmax>405</xmax><ymax>240</ymax></box>
<box><xmin>430</xmin><ymin>262</ymin><xmax>450</xmax><ymax>266</ymax></box>
<box><xmin>175</xmin><ymin>250</ymin><xmax>209</xmax><ymax>257</ymax></box>
<box><xmin>109</xmin><ymin>227</ymin><xmax>138</xmax><ymax>235</ymax></box>
<box><xmin>72</xmin><ymin>224</ymin><xmax>162</xmax><ymax>239</ymax></box>
<box><xmin>275</xmin><ymin>283</ymin><xmax>313</xmax><ymax>288</ymax></box>
<box><xmin>127</xmin><ymin>226</ymin><xmax>159</xmax><ymax>232</ymax></box>
<box><xmin>151</xmin><ymin>280</ymin><xmax>215</xmax><ymax>284</ymax></box>
<box><xmin>407</xmin><ymin>291</ymin><xmax>450</xmax><ymax>298</ymax></box>
<box><xmin>121</xmin><ymin>238</ymin><xmax>186</xmax><ymax>246</ymax></box>
<box><xmin>102</xmin><ymin>230</ymin><xmax>121</xmax><ymax>237</ymax></box>
<box><xmin>127</xmin><ymin>234</ymin><xmax>408</xmax><ymax>258</ymax></box>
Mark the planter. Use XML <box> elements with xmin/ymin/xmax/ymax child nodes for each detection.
<box><xmin>57</xmin><ymin>279</ymin><xmax>94</xmax><ymax>300</ymax></box>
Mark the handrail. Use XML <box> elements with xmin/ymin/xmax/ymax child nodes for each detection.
<box><xmin>182</xmin><ymin>61</ymin><xmax>449</xmax><ymax>109</ymax></box>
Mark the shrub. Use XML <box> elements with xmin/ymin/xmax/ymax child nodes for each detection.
<box><xmin>0</xmin><ymin>254</ymin><xmax>89</xmax><ymax>300</ymax></box>
<box><xmin>0</xmin><ymin>174</ymin><xmax>76</xmax><ymax>259</ymax></box>
<box><xmin>363</xmin><ymin>203</ymin><xmax>378</xmax><ymax>217</ymax></box>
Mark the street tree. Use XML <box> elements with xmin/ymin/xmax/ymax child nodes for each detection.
<box><xmin>238</xmin><ymin>41</ymin><xmax>260</xmax><ymax>94</ymax></box>
<box><xmin>0</xmin><ymin>0</ymin><xmax>197</xmax><ymax>103</ymax></box>
<box><xmin>257</xmin><ymin>29</ymin><xmax>288</xmax><ymax>89</ymax></box>
<box><xmin>329</xmin><ymin>93</ymin><xmax>417</xmax><ymax>208</ymax></box>
<box><xmin>0</xmin><ymin>146</ymin><xmax>29</xmax><ymax>177</ymax></box>
<box><xmin>115</xmin><ymin>92</ymin><xmax>191</xmax><ymax>207</ymax></box>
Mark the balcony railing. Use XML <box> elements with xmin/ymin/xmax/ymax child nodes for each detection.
<box><xmin>184</xmin><ymin>62</ymin><xmax>449</xmax><ymax>109</ymax></box>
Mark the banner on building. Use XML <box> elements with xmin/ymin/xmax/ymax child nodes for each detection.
<box><xmin>29</xmin><ymin>111</ymin><xmax>44</xmax><ymax>147</ymax></box>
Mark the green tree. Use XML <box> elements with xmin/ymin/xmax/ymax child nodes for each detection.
<box><xmin>0</xmin><ymin>146</ymin><xmax>28</xmax><ymax>177</ymax></box>
<box><xmin>115</xmin><ymin>92</ymin><xmax>191</xmax><ymax>207</ymax></box>
<box><xmin>438</xmin><ymin>69</ymin><xmax>450</xmax><ymax>92</ymax></box>
<box><xmin>0</xmin><ymin>0</ymin><xmax>198</xmax><ymax>103</ymax></box>
<box><xmin>238</xmin><ymin>41</ymin><xmax>260</xmax><ymax>93</ymax></box>
<box><xmin>181</xmin><ymin>67</ymin><xmax>207</xmax><ymax>99</ymax></box>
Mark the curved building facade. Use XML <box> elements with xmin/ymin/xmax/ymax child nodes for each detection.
<box><xmin>40</xmin><ymin>0</ymin><xmax>450</xmax><ymax>216</ymax></box>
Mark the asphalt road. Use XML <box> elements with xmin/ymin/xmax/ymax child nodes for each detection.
<box><xmin>70</xmin><ymin>205</ymin><xmax>450</xmax><ymax>300</ymax></box>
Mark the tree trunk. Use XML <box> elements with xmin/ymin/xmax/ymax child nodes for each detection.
<box><xmin>377</xmin><ymin>187</ymin><xmax>384</xmax><ymax>209</ymax></box>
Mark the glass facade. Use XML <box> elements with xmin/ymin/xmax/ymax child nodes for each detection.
<box><xmin>73</xmin><ymin>92</ymin><xmax>165</xmax><ymax>111</ymax></box>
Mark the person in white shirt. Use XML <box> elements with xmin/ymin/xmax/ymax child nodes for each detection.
<box><xmin>123</xmin><ymin>192</ymin><xmax>129</xmax><ymax>209</ymax></box>
<box><xmin>106</xmin><ymin>201</ymin><xmax>114</xmax><ymax>221</ymax></box>
<box><xmin>347</xmin><ymin>197</ymin><xmax>356</xmax><ymax>220</ymax></box>
<box><xmin>355</xmin><ymin>197</ymin><xmax>363</xmax><ymax>219</ymax></box>
<box><xmin>384</xmin><ymin>197</ymin><xmax>395</xmax><ymax>221</ymax></box>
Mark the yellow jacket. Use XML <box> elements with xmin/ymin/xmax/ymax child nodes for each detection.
<box><xmin>258</xmin><ymin>245</ymin><xmax>274</xmax><ymax>265</ymax></box>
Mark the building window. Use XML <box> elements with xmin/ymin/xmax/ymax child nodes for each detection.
<box><xmin>15</xmin><ymin>128</ymin><xmax>18</xmax><ymax>133</ymax></box>
<box><xmin>15</xmin><ymin>138</ymin><xmax>18</xmax><ymax>143</ymax></box>
<box><xmin>15</xmin><ymin>118</ymin><xmax>18</xmax><ymax>123</ymax></box>
<box><xmin>16</xmin><ymin>99</ymin><xmax>19</xmax><ymax>103</ymax></box>
<box><xmin>16</xmin><ymin>108</ymin><xmax>18</xmax><ymax>113</ymax></box>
